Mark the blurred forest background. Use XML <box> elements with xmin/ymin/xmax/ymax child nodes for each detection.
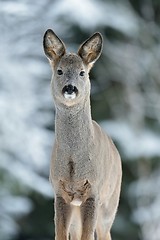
<box><xmin>0</xmin><ymin>0</ymin><xmax>160</xmax><ymax>239</ymax></box>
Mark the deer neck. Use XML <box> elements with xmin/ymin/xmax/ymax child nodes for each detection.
<box><xmin>55</xmin><ymin>98</ymin><xmax>94</xmax><ymax>152</ymax></box>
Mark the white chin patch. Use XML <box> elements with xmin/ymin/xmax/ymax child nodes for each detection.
<box><xmin>64</xmin><ymin>92</ymin><xmax>76</xmax><ymax>100</ymax></box>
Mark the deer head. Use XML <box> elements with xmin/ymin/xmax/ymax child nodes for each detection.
<box><xmin>43</xmin><ymin>29</ymin><xmax>103</xmax><ymax>107</ymax></box>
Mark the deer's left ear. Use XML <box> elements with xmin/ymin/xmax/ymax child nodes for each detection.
<box><xmin>78</xmin><ymin>32</ymin><xmax>103</xmax><ymax>65</ymax></box>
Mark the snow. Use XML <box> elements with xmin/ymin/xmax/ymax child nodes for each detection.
<box><xmin>53</xmin><ymin>0</ymin><xmax>139</xmax><ymax>35</ymax></box>
<box><xmin>129</xmin><ymin>169</ymin><xmax>160</xmax><ymax>240</ymax></box>
<box><xmin>0</xmin><ymin>2</ymin><xmax>29</xmax><ymax>16</ymax></box>
<box><xmin>101</xmin><ymin>121</ymin><xmax>160</xmax><ymax>159</ymax></box>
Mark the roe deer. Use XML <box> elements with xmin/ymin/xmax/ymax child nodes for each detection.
<box><xmin>43</xmin><ymin>29</ymin><xmax>122</xmax><ymax>240</ymax></box>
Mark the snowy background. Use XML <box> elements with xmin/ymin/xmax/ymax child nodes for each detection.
<box><xmin>0</xmin><ymin>0</ymin><xmax>160</xmax><ymax>239</ymax></box>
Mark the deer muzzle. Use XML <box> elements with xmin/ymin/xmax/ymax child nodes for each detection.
<box><xmin>62</xmin><ymin>84</ymin><xmax>78</xmax><ymax>99</ymax></box>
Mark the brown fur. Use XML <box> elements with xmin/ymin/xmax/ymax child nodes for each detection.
<box><xmin>43</xmin><ymin>29</ymin><xmax>122</xmax><ymax>240</ymax></box>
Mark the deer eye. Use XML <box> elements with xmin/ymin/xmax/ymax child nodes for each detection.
<box><xmin>79</xmin><ymin>71</ymin><xmax>85</xmax><ymax>76</ymax></box>
<box><xmin>57</xmin><ymin>69</ymin><xmax>63</xmax><ymax>75</ymax></box>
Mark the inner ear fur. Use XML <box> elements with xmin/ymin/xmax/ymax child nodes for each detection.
<box><xmin>78</xmin><ymin>32</ymin><xmax>103</xmax><ymax>65</ymax></box>
<box><xmin>43</xmin><ymin>29</ymin><xmax>66</xmax><ymax>61</ymax></box>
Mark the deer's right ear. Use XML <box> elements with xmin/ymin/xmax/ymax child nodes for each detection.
<box><xmin>43</xmin><ymin>29</ymin><xmax>66</xmax><ymax>61</ymax></box>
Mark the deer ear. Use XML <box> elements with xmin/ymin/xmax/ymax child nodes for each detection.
<box><xmin>78</xmin><ymin>32</ymin><xmax>103</xmax><ymax>65</ymax></box>
<box><xmin>43</xmin><ymin>29</ymin><xmax>66</xmax><ymax>61</ymax></box>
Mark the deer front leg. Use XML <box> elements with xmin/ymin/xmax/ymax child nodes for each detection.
<box><xmin>54</xmin><ymin>196</ymin><xmax>71</xmax><ymax>240</ymax></box>
<box><xmin>81</xmin><ymin>197</ymin><xmax>98</xmax><ymax>240</ymax></box>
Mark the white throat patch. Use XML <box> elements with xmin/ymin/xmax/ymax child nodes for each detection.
<box><xmin>70</xmin><ymin>199</ymin><xmax>82</xmax><ymax>206</ymax></box>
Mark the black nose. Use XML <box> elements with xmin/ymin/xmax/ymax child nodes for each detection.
<box><xmin>62</xmin><ymin>84</ymin><xmax>78</xmax><ymax>95</ymax></box>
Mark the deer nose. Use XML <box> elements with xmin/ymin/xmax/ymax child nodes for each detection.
<box><xmin>62</xmin><ymin>84</ymin><xmax>78</xmax><ymax>99</ymax></box>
